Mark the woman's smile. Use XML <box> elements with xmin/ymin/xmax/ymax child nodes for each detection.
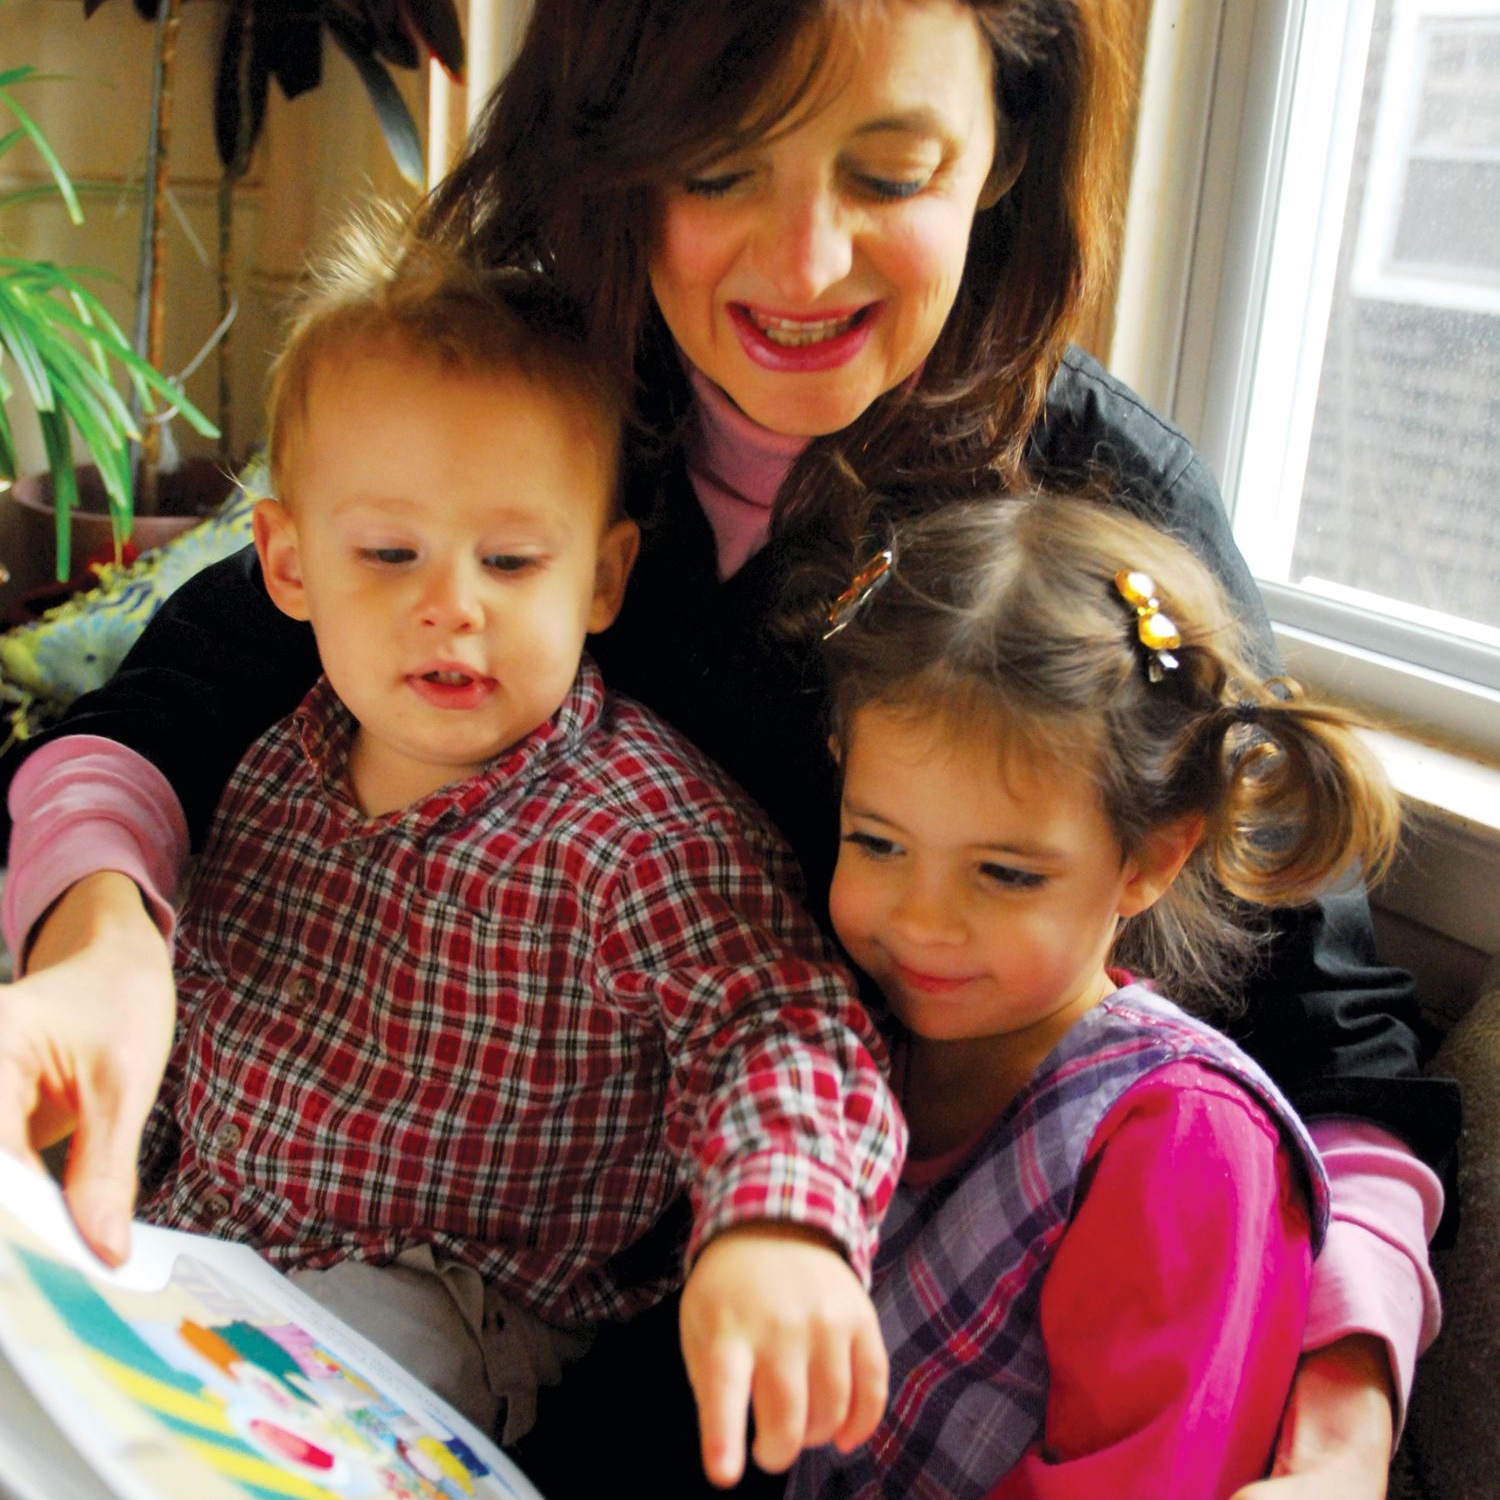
<box><xmin>729</xmin><ymin>302</ymin><xmax>881</xmax><ymax>371</ymax></box>
<box><xmin>649</xmin><ymin>0</ymin><xmax>997</xmax><ymax>436</ymax></box>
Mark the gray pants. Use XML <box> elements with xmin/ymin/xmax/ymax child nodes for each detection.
<box><xmin>290</xmin><ymin>1246</ymin><xmax>594</xmax><ymax>1443</ymax></box>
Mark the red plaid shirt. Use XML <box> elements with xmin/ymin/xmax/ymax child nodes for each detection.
<box><xmin>140</xmin><ymin>658</ymin><xmax>902</xmax><ymax>1325</ymax></box>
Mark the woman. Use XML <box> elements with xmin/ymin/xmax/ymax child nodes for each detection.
<box><xmin>0</xmin><ymin>2</ymin><xmax>1455</xmax><ymax>1496</ymax></box>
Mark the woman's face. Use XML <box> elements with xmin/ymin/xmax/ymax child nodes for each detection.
<box><xmin>648</xmin><ymin>0</ymin><xmax>998</xmax><ymax>437</ymax></box>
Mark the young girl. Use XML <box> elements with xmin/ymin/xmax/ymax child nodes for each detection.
<box><xmin>793</xmin><ymin>492</ymin><xmax>1402</xmax><ymax>1500</ymax></box>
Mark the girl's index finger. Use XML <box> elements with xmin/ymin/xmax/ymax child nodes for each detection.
<box><xmin>688</xmin><ymin>1331</ymin><xmax>755</xmax><ymax>1488</ymax></box>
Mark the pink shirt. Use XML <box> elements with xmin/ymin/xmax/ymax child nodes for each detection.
<box><xmin>981</xmin><ymin>1062</ymin><xmax>1312</xmax><ymax>1498</ymax></box>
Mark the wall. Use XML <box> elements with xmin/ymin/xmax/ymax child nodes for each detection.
<box><xmin>0</xmin><ymin>0</ymin><xmax>421</xmax><ymax>506</ymax></box>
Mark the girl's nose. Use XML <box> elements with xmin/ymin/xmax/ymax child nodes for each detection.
<box><xmin>418</xmin><ymin>563</ymin><xmax>483</xmax><ymax>633</ymax></box>
<box><xmin>888</xmin><ymin>879</ymin><xmax>966</xmax><ymax>945</ymax></box>
<box><xmin>755</xmin><ymin>184</ymin><xmax>854</xmax><ymax>303</ymax></box>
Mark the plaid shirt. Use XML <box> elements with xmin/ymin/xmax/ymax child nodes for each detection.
<box><xmin>140</xmin><ymin>658</ymin><xmax>902</xmax><ymax>1326</ymax></box>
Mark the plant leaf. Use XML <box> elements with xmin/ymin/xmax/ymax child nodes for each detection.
<box><xmin>0</xmin><ymin>408</ymin><xmax>16</xmax><ymax>485</ymax></box>
<box><xmin>214</xmin><ymin>0</ymin><xmax>271</xmax><ymax>169</ymax></box>
<box><xmin>259</xmin><ymin>12</ymin><xmax>323</xmax><ymax>103</ymax></box>
<box><xmin>36</xmin><ymin>409</ymin><xmax>79</xmax><ymax>580</ymax></box>
<box><xmin>328</xmin><ymin>22</ymin><xmax>424</xmax><ymax>186</ymax></box>
<box><xmin>398</xmin><ymin>0</ymin><xmax>464</xmax><ymax>80</ymax></box>
<box><xmin>0</xmin><ymin>85</ymin><xmax>83</xmax><ymax>222</ymax></box>
<box><xmin>0</xmin><ymin>285</ymin><xmax>54</xmax><ymax>408</ymax></box>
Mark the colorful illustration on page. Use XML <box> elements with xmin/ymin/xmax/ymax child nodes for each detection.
<box><xmin>0</xmin><ymin>1195</ymin><xmax>533</xmax><ymax>1500</ymax></box>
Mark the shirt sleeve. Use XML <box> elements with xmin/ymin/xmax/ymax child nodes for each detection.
<box><xmin>1305</xmin><ymin>1117</ymin><xmax>1444</xmax><ymax>1437</ymax></box>
<box><xmin>986</xmin><ymin>1061</ymin><xmax>1314</xmax><ymax>1500</ymax></box>
<box><xmin>594</xmin><ymin>819</ymin><xmax>905</xmax><ymax>1284</ymax></box>
<box><xmin>2</xmin><ymin>735</ymin><xmax>188</xmax><ymax>960</ymax></box>
<box><xmin>0</xmin><ymin>543</ymin><xmax>320</xmax><ymax>854</ymax></box>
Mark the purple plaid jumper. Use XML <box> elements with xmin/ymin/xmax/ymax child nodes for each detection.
<box><xmin>139</xmin><ymin>658</ymin><xmax>902</xmax><ymax>1326</ymax></box>
<box><xmin>789</xmin><ymin>985</ymin><xmax>1330</xmax><ymax>1500</ymax></box>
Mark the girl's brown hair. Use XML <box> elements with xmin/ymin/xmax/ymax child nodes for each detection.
<box><xmin>419</xmin><ymin>1</ymin><xmax>1133</xmax><ymax>532</ymax></box>
<box><xmin>820</xmin><ymin>494</ymin><xmax>1402</xmax><ymax>1012</ymax></box>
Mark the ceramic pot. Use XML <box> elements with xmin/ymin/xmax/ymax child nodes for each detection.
<box><xmin>0</xmin><ymin>460</ymin><xmax>231</xmax><ymax>621</ymax></box>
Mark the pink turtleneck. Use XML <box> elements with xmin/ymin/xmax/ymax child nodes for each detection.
<box><xmin>681</xmin><ymin>361</ymin><xmax>809</xmax><ymax>579</ymax></box>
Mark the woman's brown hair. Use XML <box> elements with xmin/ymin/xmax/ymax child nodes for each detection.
<box><xmin>419</xmin><ymin>1</ymin><xmax>1134</xmax><ymax>528</ymax></box>
<box><xmin>820</xmin><ymin>493</ymin><xmax>1402</xmax><ymax>1012</ymax></box>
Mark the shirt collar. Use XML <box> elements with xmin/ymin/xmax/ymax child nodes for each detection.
<box><xmin>290</xmin><ymin>655</ymin><xmax>606</xmax><ymax>833</ymax></box>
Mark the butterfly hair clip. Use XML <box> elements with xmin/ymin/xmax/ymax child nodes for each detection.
<box><xmin>1113</xmin><ymin>568</ymin><xmax>1181</xmax><ymax>682</ymax></box>
<box><xmin>824</xmin><ymin>546</ymin><xmax>895</xmax><ymax>640</ymax></box>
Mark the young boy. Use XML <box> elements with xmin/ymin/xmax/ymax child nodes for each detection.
<box><xmin>133</xmin><ymin>221</ymin><xmax>903</xmax><ymax>1481</ymax></box>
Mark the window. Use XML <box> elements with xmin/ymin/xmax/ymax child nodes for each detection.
<box><xmin>1115</xmin><ymin>0</ymin><xmax>1500</xmax><ymax>751</ymax></box>
<box><xmin>1352</xmin><ymin>3</ymin><xmax>1500</xmax><ymax>313</ymax></box>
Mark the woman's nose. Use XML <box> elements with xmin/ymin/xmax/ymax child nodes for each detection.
<box><xmin>755</xmin><ymin>184</ymin><xmax>854</xmax><ymax>302</ymax></box>
<box><xmin>418</xmin><ymin>563</ymin><xmax>483</xmax><ymax>632</ymax></box>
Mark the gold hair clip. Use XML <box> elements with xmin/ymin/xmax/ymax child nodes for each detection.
<box><xmin>824</xmin><ymin>546</ymin><xmax>895</xmax><ymax>640</ymax></box>
<box><xmin>1114</xmin><ymin>568</ymin><xmax>1181</xmax><ymax>682</ymax></box>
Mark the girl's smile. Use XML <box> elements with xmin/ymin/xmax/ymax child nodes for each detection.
<box><xmin>829</xmin><ymin>704</ymin><xmax>1176</xmax><ymax>1070</ymax></box>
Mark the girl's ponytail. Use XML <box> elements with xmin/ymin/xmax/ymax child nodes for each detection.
<box><xmin>1199</xmin><ymin>688</ymin><xmax>1401</xmax><ymax>909</ymax></box>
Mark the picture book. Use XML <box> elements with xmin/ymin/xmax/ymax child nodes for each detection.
<box><xmin>0</xmin><ymin>1151</ymin><xmax>546</xmax><ymax>1500</ymax></box>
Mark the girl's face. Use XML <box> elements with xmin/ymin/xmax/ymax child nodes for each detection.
<box><xmin>648</xmin><ymin>0</ymin><xmax>998</xmax><ymax>437</ymax></box>
<box><xmin>830</xmin><ymin>705</ymin><xmax>1173</xmax><ymax>1064</ymax></box>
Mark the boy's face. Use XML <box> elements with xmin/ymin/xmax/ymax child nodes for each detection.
<box><xmin>255</xmin><ymin>340</ymin><xmax>638</xmax><ymax>815</ymax></box>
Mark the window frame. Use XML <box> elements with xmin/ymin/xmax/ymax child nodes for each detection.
<box><xmin>1110</xmin><ymin>0</ymin><xmax>1500</xmax><ymax>758</ymax></box>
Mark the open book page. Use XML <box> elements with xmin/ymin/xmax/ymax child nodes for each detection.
<box><xmin>0</xmin><ymin>1152</ymin><xmax>545</xmax><ymax>1500</ymax></box>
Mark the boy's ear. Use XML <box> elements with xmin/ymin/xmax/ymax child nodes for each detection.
<box><xmin>252</xmin><ymin>499</ymin><xmax>311</xmax><ymax>622</ymax></box>
<box><xmin>1116</xmin><ymin>813</ymin><xmax>1204</xmax><ymax>920</ymax></box>
<box><xmin>588</xmin><ymin>517</ymin><xmax>641</xmax><ymax>633</ymax></box>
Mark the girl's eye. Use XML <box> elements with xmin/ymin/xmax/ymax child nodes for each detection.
<box><xmin>979</xmin><ymin>863</ymin><xmax>1046</xmax><ymax>891</ymax></box>
<box><xmin>842</xmin><ymin>830</ymin><xmax>901</xmax><ymax>859</ymax></box>
<box><xmin>361</xmin><ymin>547</ymin><xmax>416</xmax><ymax>565</ymax></box>
<box><xmin>483</xmin><ymin>554</ymin><xmax>537</xmax><ymax>574</ymax></box>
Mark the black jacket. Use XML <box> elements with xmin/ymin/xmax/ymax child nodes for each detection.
<box><xmin>0</xmin><ymin>347</ymin><xmax>1459</xmax><ymax>1169</ymax></box>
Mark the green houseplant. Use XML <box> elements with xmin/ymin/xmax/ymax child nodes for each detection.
<box><xmin>0</xmin><ymin>54</ymin><xmax>215</xmax><ymax>582</ymax></box>
<box><xmin>86</xmin><ymin>0</ymin><xmax>465</xmax><ymax>487</ymax></box>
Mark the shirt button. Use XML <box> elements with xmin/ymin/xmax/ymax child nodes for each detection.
<box><xmin>287</xmin><ymin>976</ymin><xmax>316</xmax><ymax>1006</ymax></box>
<box><xmin>213</xmin><ymin>1122</ymin><xmax>244</xmax><ymax>1152</ymax></box>
<box><xmin>202</xmin><ymin>1192</ymin><xmax>232</xmax><ymax>1222</ymax></box>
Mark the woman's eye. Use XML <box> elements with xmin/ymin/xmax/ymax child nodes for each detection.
<box><xmin>854</xmin><ymin>174</ymin><xmax>927</xmax><ymax>202</ymax></box>
<box><xmin>842</xmin><ymin>830</ymin><xmax>900</xmax><ymax>859</ymax></box>
<box><xmin>361</xmin><ymin>547</ymin><xmax>416</xmax><ymax>565</ymax></box>
<box><xmin>979</xmin><ymin>863</ymin><xmax>1046</xmax><ymax>891</ymax></box>
<box><xmin>681</xmin><ymin>170</ymin><xmax>749</xmax><ymax>199</ymax></box>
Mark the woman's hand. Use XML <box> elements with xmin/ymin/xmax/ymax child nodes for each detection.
<box><xmin>1231</xmin><ymin>1335</ymin><xmax>1394</xmax><ymax>1499</ymax></box>
<box><xmin>0</xmin><ymin>871</ymin><xmax>176</xmax><ymax>1266</ymax></box>
<box><xmin>680</xmin><ymin>1221</ymin><xmax>888</xmax><ymax>1489</ymax></box>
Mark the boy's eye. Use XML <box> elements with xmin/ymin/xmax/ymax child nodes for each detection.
<box><xmin>361</xmin><ymin>547</ymin><xmax>416</xmax><ymax>565</ymax></box>
<box><xmin>842</xmin><ymin>830</ymin><xmax>901</xmax><ymax>859</ymax></box>
<box><xmin>483</xmin><ymin>554</ymin><xmax>537</xmax><ymax>573</ymax></box>
<box><xmin>979</xmin><ymin>862</ymin><xmax>1046</xmax><ymax>891</ymax></box>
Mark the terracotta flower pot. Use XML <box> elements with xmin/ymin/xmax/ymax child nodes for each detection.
<box><xmin>0</xmin><ymin>460</ymin><xmax>233</xmax><ymax>623</ymax></box>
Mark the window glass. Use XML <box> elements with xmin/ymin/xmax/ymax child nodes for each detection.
<box><xmin>1226</xmin><ymin>0</ymin><xmax>1500</xmax><ymax>690</ymax></box>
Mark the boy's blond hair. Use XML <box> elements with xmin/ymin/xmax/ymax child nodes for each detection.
<box><xmin>266</xmin><ymin>206</ymin><xmax>625</xmax><ymax>502</ymax></box>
